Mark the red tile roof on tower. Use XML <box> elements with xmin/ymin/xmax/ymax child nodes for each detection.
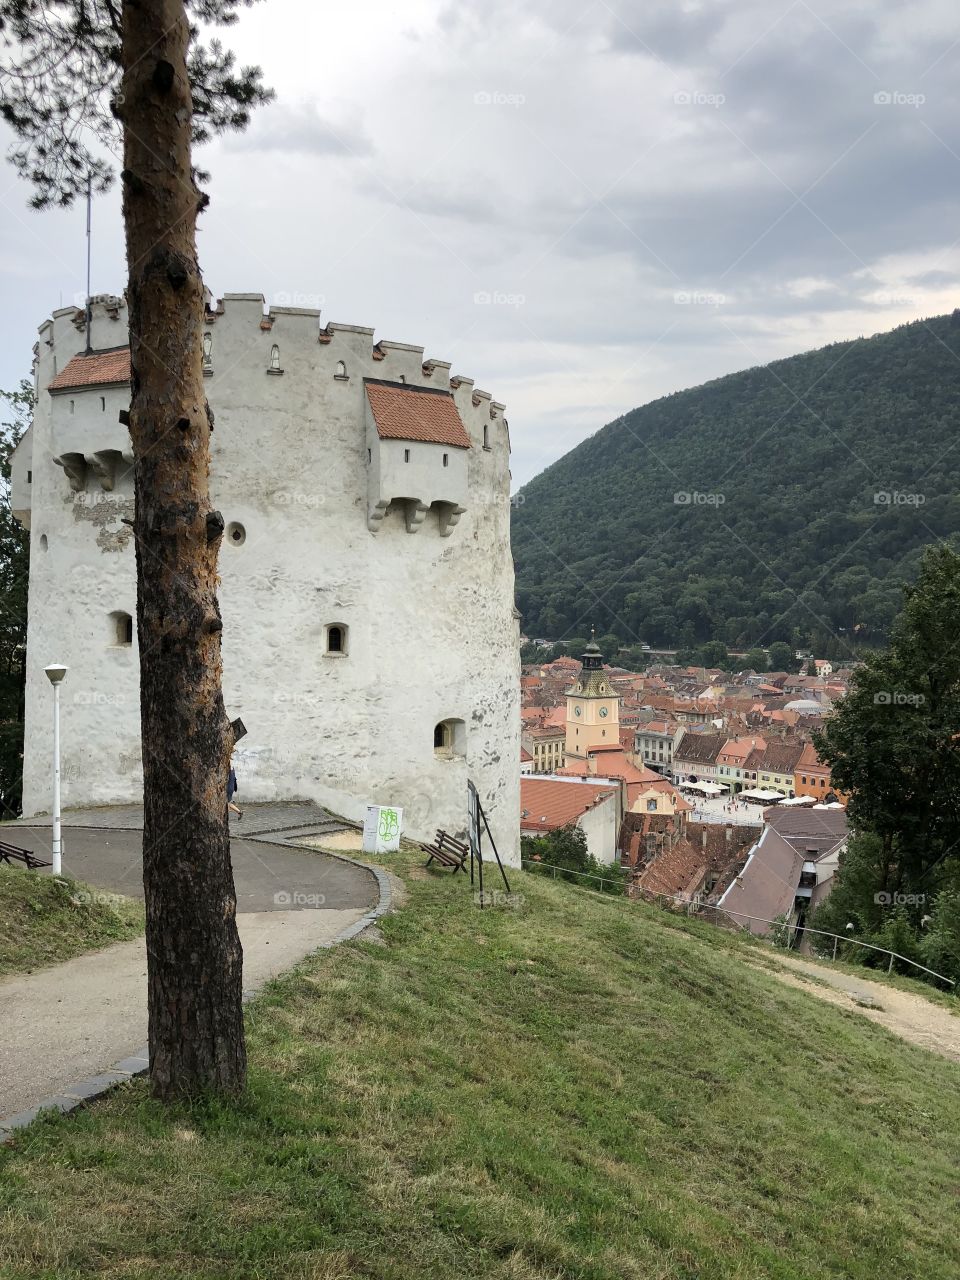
<box><xmin>365</xmin><ymin>380</ymin><xmax>471</xmax><ymax>448</ymax></box>
<box><xmin>48</xmin><ymin>347</ymin><xmax>131</xmax><ymax>392</ymax></box>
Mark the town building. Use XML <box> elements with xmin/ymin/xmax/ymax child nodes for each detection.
<box><xmin>741</xmin><ymin>741</ymin><xmax>806</xmax><ymax>798</ymax></box>
<box><xmin>520</xmin><ymin>775</ymin><xmax>619</xmax><ymax>864</ymax></box>
<box><xmin>716</xmin><ymin>806</ymin><xmax>847</xmax><ymax>935</ymax></box>
<box><xmin>715</xmin><ymin>736</ymin><xmax>766</xmax><ymax>795</ymax></box>
<box><xmin>522</xmin><ymin>725</ymin><xmax>566</xmax><ymax>774</ymax></box>
<box><xmin>11</xmin><ymin>293</ymin><xmax>521</xmax><ymax>861</ymax></box>
<box><xmin>634</xmin><ymin>720</ymin><xmax>677</xmax><ymax>773</ymax></box>
<box><xmin>672</xmin><ymin>731</ymin><xmax>728</xmax><ymax>787</ymax></box>
<box><xmin>793</xmin><ymin>742</ymin><xmax>833</xmax><ymax>801</ymax></box>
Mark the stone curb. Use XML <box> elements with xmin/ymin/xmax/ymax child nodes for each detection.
<box><xmin>0</xmin><ymin>846</ymin><xmax>391</xmax><ymax>1144</ymax></box>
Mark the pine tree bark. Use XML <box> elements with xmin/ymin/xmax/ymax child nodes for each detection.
<box><xmin>119</xmin><ymin>0</ymin><xmax>246</xmax><ymax>1098</ymax></box>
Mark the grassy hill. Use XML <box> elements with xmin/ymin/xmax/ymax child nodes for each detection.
<box><xmin>512</xmin><ymin>312</ymin><xmax>960</xmax><ymax>656</ymax></box>
<box><xmin>0</xmin><ymin>864</ymin><xmax>143</xmax><ymax>975</ymax></box>
<box><xmin>1</xmin><ymin>852</ymin><xmax>958</xmax><ymax>1279</ymax></box>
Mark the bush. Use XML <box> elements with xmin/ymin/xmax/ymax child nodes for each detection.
<box><xmin>521</xmin><ymin>824</ymin><xmax>628</xmax><ymax>894</ymax></box>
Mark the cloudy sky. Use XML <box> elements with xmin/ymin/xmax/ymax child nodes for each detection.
<box><xmin>1</xmin><ymin>0</ymin><xmax>958</xmax><ymax>486</ymax></box>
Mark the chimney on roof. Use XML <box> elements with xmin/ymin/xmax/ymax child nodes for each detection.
<box><xmin>701</xmin><ymin>828</ymin><xmax>707</xmax><ymax>849</ymax></box>
<box><xmin>726</xmin><ymin>824</ymin><xmax>732</xmax><ymax>842</ymax></box>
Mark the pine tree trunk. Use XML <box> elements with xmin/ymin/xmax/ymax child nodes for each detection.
<box><xmin>120</xmin><ymin>0</ymin><xmax>246</xmax><ymax>1099</ymax></box>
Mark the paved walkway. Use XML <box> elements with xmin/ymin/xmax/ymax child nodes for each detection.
<box><xmin>10</xmin><ymin>827</ymin><xmax>375</xmax><ymax>914</ymax></box>
<box><xmin>0</xmin><ymin>804</ymin><xmax>383</xmax><ymax>1127</ymax></box>
<box><xmin>0</xmin><ymin>909</ymin><xmax>366</xmax><ymax>1120</ymax></box>
<box><xmin>756</xmin><ymin>951</ymin><xmax>960</xmax><ymax>1064</ymax></box>
<box><xmin>686</xmin><ymin>796</ymin><xmax>765</xmax><ymax>826</ymax></box>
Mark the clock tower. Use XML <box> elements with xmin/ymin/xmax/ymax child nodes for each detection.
<box><xmin>565</xmin><ymin>633</ymin><xmax>621</xmax><ymax>761</ymax></box>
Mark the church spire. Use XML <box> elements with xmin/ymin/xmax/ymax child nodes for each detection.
<box><xmin>581</xmin><ymin>628</ymin><xmax>602</xmax><ymax>672</ymax></box>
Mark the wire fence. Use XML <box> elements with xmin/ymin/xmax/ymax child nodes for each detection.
<box><xmin>521</xmin><ymin>858</ymin><xmax>627</xmax><ymax>894</ymax></box>
<box><xmin>521</xmin><ymin>859</ymin><xmax>957</xmax><ymax>990</ymax></box>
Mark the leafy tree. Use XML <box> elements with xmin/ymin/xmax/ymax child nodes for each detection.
<box><xmin>806</xmin><ymin>658</ymin><xmax>818</xmax><ymax>676</ymax></box>
<box><xmin>0</xmin><ymin>381</ymin><xmax>31</xmax><ymax>816</ymax></box>
<box><xmin>0</xmin><ymin>0</ymin><xmax>272</xmax><ymax>1100</ymax></box>
<box><xmin>810</xmin><ymin>548</ymin><xmax>960</xmax><ymax>988</ymax></box>
<box><xmin>814</xmin><ymin>546</ymin><xmax>960</xmax><ymax>889</ymax></box>
<box><xmin>696</xmin><ymin>640</ymin><xmax>729</xmax><ymax>670</ymax></box>
<box><xmin>766</xmin><ymin>641</ymin><xmax>798</xmax><ymax>673</ymax></box>
<box><xmin>598</xmin><ymin>632</ymin><xmax>621</xmax><ymax>662</ymax></box>
<box><xmin>919</xmin><ymin>886</ymin><xmax>960</xmax><ymax>984</ymax></box>
<box><xmin>744</xmin><ymin>648</ymin><xmax>768</xmax><ymax>673</ymax></box>
<box><xmin>810</xmin><ymin>833</ymin><xmax>892</xmax><ymax>941</ymax></box>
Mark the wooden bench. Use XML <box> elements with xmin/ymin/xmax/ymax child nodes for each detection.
<box><xmin>0</xmin><ymin>840</ymin><xmax>52</xmax><ymax>870</ymax></box>
<box><xmin>421</xmin><ymin>829</ymin><xmax>470</xmax><ymax>873</ymax></box>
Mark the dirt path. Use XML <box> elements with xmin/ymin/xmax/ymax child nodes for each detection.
<box><xmin>753</xmin><ymin>951</ymin><xmax>960</xmax><ymax>1063</ymax></box>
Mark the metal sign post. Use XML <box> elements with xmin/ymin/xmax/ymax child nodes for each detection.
<box><xmin>467</xmin><ymin>780</ymin><xmax>511</xmax><ymax>905</ymax></box>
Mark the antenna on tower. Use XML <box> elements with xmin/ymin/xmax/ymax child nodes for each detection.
<box><xmin>84</xmin><ymin>172</ymin><xmax>93</xmax><ymax>355</ymax></box>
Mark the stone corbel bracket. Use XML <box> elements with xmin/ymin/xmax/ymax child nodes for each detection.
<box><xmin>438</xmin><ymin>503</ymin><xmax>465</xmax><ymax>537</ymax></box>
<box><xmin>368</xmin><ymin>498</ymin><xmax>390</xmax><ymax>533</ymax></box>
<box><xmin>89</xmin><ymin>449</ymin><xmax>124</xmax><ymax>492</ymax></box>
<box><xmin>404</xmin><ymin>500</ymin><xmax>429</xmax><ymax>533</ymax></box>
<box><xmin>53</xmin><ymin>452</ymin><xmax>87</xmax><ymax>492</ymax></box>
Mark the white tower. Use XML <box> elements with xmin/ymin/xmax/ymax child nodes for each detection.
<box><xmin>11</xmin><ymin>293</ymin><xmax>522</xmax><ymax>863</ymax></box>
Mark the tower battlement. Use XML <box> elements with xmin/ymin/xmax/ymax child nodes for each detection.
<box><xmin>33</xmin><ymin>293</ymin><xmax>506</xmax><ymax>442</ymax></box>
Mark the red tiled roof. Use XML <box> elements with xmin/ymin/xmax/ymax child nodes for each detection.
<box><xmin>520</xmin><ymin>777</ymin><xmax>617</xmax><ymax>832</ymax></box>
<box><xmin>795</xmin><ymin>741</ymin><xmax>828</xmax><ymax>773</ymax></box>
<box><xmin>48</xmin><ymin>347</ymin><xmax>131</xmax><ymax>392</ymax></box>
<box><xmin>366</xmin><ymin>380</ymin><xmax>471</xmax><ymax>448</ymax></box>
<box><xmin>639</xmin><ymin>840</ymin><xmax>707</xmax><ymax>897</ymax></box>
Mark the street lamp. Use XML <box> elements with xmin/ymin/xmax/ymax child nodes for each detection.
<box><xmin>44</xmin><ymin>664</ymin><xmax>68</xmax><ymax>876</ymax></box>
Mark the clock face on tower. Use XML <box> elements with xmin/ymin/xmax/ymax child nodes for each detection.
<box><xmin>599</xmin><ymin>707</ymin><xmax>609</xmax><ymax>718</ymax></box>
<box><xmin>574</xmin><ymin>706</ymin><xmax>582</xmax><ymax>717</ymax></box>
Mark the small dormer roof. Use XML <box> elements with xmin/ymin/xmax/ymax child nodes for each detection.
<box><xmin>48</xmin><ymin>346</ymin><xmax>131</xmax><ymax>393</ymax></box>
<box><xmin>365</xmin><ymin>379</ymin><xmax>471</xmax><ymax>448</ymax></box>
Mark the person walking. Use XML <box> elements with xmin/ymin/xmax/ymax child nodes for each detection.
<box><xmin>228</xmin><ymin>761</ymin><xmax>243</xmax><ymax>821</ymax></box>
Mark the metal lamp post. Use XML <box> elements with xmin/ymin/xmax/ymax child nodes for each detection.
<box><xmin>44</xmin><ymin>664</ymin><xmax>68</xmax><ymax>875</ymax></box>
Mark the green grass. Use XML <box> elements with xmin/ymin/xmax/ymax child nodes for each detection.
<box><xmin>0</xmin><ymin>865</ymin><xmax>144</xmax><ymax>976</ymax></box>
<box><xmin>2</xmin><ymin>852</ymin><xmax>959</xmax><ymax>1279</ymax></box>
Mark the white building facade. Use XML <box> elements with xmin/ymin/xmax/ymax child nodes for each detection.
<box><xmin>12</xmin><ymin>293</ymin><xmax>521</xmax><ymax>863</ymax></box>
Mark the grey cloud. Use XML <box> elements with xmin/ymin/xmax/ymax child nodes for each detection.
<box><xmin>3</xmin><ymin>0</ymin><xmax>960</xmax><ymax>489</ymax></box>
<box><xmin>226</xmin><ymin>101</ymin><xmax>375</xmax><ymax>157</ymax></box>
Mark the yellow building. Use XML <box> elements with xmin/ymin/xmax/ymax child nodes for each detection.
<box><xmin>565</xmin><ymin>635</ymin><xmax>620</xmax><ymax>761</ymax></box>
<box><xmin>524</xmin><ymin>726</ymin><xmax>567</xmax><ymax>774</ymax></box>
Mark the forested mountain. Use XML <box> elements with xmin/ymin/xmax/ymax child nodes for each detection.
<box><xmin>512</xmin><ymin>312</ymin><xmax>960</xmax><ymax>658</ymax></box>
